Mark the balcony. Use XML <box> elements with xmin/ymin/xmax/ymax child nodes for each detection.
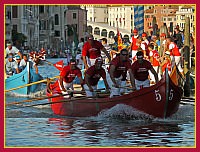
<box><xmin>40</xmin><ymin>30</ymin><xmax>47</xmax><ymax>35</ymax></box>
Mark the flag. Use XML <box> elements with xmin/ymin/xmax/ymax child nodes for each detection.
<box><xmin>134</xmin><ymin>5</ymin><xmax>144</xmax><ymax>36</ymax></box>
<box><xmin>53</xmin><ymin>60</ymin><xmax>64</xmax><ymax>71</ymax></box>
<box><xmin>117</xmin><ymin>27</ymin><xmax>123</xmax><ymax>51</ymax></box>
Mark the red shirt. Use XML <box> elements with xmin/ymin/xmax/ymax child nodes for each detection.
<box><xmin>85</xmin><ymin>65</ymin><xmax>106</xmax><ymax>86</ymax></box>
<box><xmin>172</xmin><ymin>42</ymin><xmax>181</xmax><ymax>56</ymax></box>
<box><xmin>60</xmin><ymin>65</ymin><xmax>82</xmax><ymax>83</ymax></box>
<box><xmin>108</xmin><ymin>56</ymin><xmax>132</xmax><ymax>79</ymax></box>
<box><xmin>131</xmin><ymin>36</ymin><xmax>139</xmax><ymax>50</ymax></box>
<box><xmin>149</xmin><ymin>50</ymin><xmax>160</xmax><ymax>66</ymax></box>
<box><xmin>82</xmin><ymin>40</ymin><xmax>104</xmax><ymax>59</ymax></box>
<box><xmin>132</xmin><ymin>60</ymin><xmax>152</xmax><ymax>81</ymax></box>
<box><xmin>161</xmin><ymin>58</ymin><xmax>171</xmax><ymax>72</ymax></box>
<box><xmin>141</xmin><ymin>41</ymin><xmax>150</xmax><ymax>57</ymax></box>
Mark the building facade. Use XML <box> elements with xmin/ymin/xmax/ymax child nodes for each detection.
<box><xmin>176</xmin><ymin>5</ymin><xmax>195</xmax><ymax>33</ymax></box>
<box><xmin>5</xmin><ymin>5</ymin><xmax>87</xmax><ymax>51</ymax></box>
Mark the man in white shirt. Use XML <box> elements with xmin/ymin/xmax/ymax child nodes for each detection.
<box><xmin>5</xmin><ymin>53</ymin><xmax>20</xmax><ymax>77</ymax></box>
<box><xmin>5</xmin><ymin>42</ymin><xmax>22</xmax><ymax>59</ymax></box>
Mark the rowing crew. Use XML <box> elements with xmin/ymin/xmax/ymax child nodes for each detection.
<box><xmin>49</xmin><ymin>49</ymin><xmax>158</xmax><ymax>98</ymax></box>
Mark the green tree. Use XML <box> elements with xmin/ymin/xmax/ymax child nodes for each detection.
<box><xmin>12</xmin><ymin>31</ymin><xmax>27</xmax><ymax>48</ymax></box>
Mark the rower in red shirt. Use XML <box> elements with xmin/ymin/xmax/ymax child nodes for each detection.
<box><xmin>82</xmin><ymin>34</ymin><xmax>111</xmax><ymax>70</ymax></box>
<box><xmin>107</xmin><ymin>49</ymin><xmax>136</xmax><ymax>98</ymax></box>
<box><xmin>59</xmin><ymin>59</ymin><xmax>84</xmax><ymax>98</ymax></box>
<box><xmin>83</xmin><ymin>58</ymin><xmax>110</xmax><ymax>97</ymax></box>
<box><xmin>131</xmin><ymin>51</ymin><xmax>158</xmax><ymax>90</ymax></box>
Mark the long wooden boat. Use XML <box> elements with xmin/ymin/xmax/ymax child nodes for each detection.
<box><xmin>47</xmin><ymin>66</ymin><xmax>184</xmax><ymax>118</ymax></box>
<box><xmin>5</xmin><ymin>62</ymin><xmax>42</xmax><ymax>95</ymax></box>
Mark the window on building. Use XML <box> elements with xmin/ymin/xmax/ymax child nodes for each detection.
<box><xmin>154</xmin><ymin>9</ymin><xmax>157</xmax><ymax>14</ymax></box>
<box><xmin>90</xmin><ymin>17</ymin><xmax>92</xmax><ymax>21</ymax></box>
<box><xmin>73</xmin><ymin>13</ymin><xmax>77</xmax><ymax>19</ymax></box>
<box><xmin>6</xmin><ymin>11</ymin><xmax>11</xmax><ymax>19</ymax></box>
<box><xmin>12</xmin><ymin>6</ymin><xmax>18</xmax><ymax>18</ymax></box>
<box><xmin>191</xmin><ymin>23</ymin><xmax>193</xmax><ymax>28</ymax></box>
<box><xmin>39</xmin><ymin>6</ymin><xmax>44</xmax><ymax>13</ymax></box>
<box><xmin>55</xmin><ymin>30</ymin><xmax>60</xmax><ymax>37</ymax></box>
<box><xmin>51</xmin><ymin>20</ymin><xmax>54</xmax><ymax>30</ymax></box>
<box><xmin>13</xmin><ymin>25</ymin><xmax>17</xmax><ymax>33</ymax></box>
<box><xmin>168</xmin><ymin>18</ymin><xmax>172</xmax><ymax>21</ymax></box>
<box><xmin>55</xmin><ymin>14</ymin><xmax>59</xmax><ymax>25</ymax></box>
<box><xmin>104</xmin><ymin>18</ymin><xmax>107</xmax><ymax>23</ymax></box>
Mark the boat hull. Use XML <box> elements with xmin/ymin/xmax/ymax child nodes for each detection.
<box><xmin>47</xmin><ymin>66</ymin><xmax>183</xmax><ymax>118</ymax></box>
<box><xmin>6</xmin><ymin>66</ymin><xmax>42</xmax><ymax>95</ymax></box>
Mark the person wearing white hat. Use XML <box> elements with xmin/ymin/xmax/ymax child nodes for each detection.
<box><xmin>5</xmin><ymin>53</ymin><xmax>20</xmax><ymax>77</ymax></box>
<box><xmin>5</xmin><ymin>42</ymin><xmax>22</xmax><ymax>59</ymax></box>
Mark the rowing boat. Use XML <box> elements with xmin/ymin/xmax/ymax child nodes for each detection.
<box><xmin>5</xmin><ymin>62</ymin><xmax>42</xmax><ymax>95</ymax></box>
<box><xmin>47</xmin><ymin>66</ymin><xmax>184</xmax><ymax>118</ymax></box>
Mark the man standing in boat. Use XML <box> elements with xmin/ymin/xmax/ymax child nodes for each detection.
<box><xmin>82</xmin><ymin>34</ymin><xmax>111</xmax><ymax>70</ymax></box>
<box><xmin>5</xmin><ymin>42</ymin><xmax>22</xmax><ymax>59</ymax></box>
<box><xmin>107</xmin><ymin>49</ymin><xmax>136</xmax><ymax>98</ymax></box>
<box><xmin>59</xmin><ymin>59</ymin><xmax>84</xmax><ymax>98</ymax></box>
<box><xmin>83</xmin><ymin>58</ymin><xmax>110</xmax><ymax>97</ymax></box>
<box><xmin>131</xmin><ymin>51</ymin><xmax>158</xmax><ymax>90</ymax></box>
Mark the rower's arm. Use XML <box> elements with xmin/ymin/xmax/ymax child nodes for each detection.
<box><xmin>18</xmin><ymin>51</ymin><xmax>22</xmax><ymax>59</ymax></box>
<box><xmin>34</xmin><ymin>64</ymin><xmax>38</xmax><ymax>74</ymax></box>
<box><xmin>109</xmin><ymin>65</ymin><xmax>118</xmax><ymax>87</ymax></box>
<box><xmin>78</xmin><ymin>76</ymin><xmax>84</xmax><ymax>85</ymax></box>
<box><xmin>150</xmin><ymin>67</ymin><xmax>159</xmax><ymax>83</ymax></box>
<box><xmin>15</xmin><ymin>68</ymin><xmax>20</xmax><ymax>74</ymax></box>
<box><xmin>82</xmin><ymin>56</ymin><xmax>89</xmax><ymax>70</ymax></box>
<box><xmin>85</xmin><ymin>74</ymin><xmax>93</xmax><ymax>91</ymax></box>
<box><xmin>101</xmin><ymin>47</ymin><xmax>111</xmax><ymax>62</ymax></box>
<box><xmin>103</xmin><ymin>78</ymin><xmax>110</xmax><ymax>90</ymax></box>
<box><xmin>59</xmin><ymin>76</ymin><xmax>66</xmax><ymax>92</ymax></box>
<box><xmin>128</xmin><ymin>69</ymin><xmax>136</xmax><ymax>91</ymax></box>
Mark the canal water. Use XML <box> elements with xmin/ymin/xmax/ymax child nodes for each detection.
<box><xmin>5</xmin><ymin>58</ymin><xmax>195</xmax><ymax>147</ymax></box>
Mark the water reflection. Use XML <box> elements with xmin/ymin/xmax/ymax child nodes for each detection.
<box><xmin>47</xmin><ymin>117</ymin><xmax>189</xmax><ymax>147</ymax></box>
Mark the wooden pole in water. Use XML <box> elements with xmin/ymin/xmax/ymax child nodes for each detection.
<box><xmin>159</xmin><ymin>24</ymin><xmax>168</xmax><ymax>56</ymax></box>
<box><xmin>183</xmin><ymin>17</ymin><xmax>190</xmax><ymax>97</ymax></box>
<box><xmin>152</xmin><ymin>16</ymin><xmax>157</xmax><ymax>35</ymax></box>
<box><xmin>159</xmin><ymin>24</ymin><xmax>168</xmax><ymax>75</ymax></box>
